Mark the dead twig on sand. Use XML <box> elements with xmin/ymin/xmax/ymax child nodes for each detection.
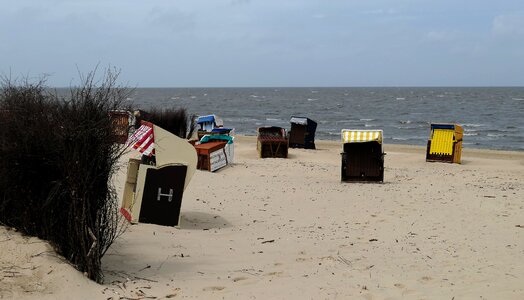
<box><xmin>337</xmin><ymin>256</ymin><xmax>352</xmax><ymax>266</ymax></box>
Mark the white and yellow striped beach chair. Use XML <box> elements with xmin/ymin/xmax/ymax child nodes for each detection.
<box><xmin>340</xmin><ymin>129</ymin><xmax>384</xmax><ymax>182</ymax></box>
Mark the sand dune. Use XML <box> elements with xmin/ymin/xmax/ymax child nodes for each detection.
<box><xmin>1</xmin><ymin>136</ymin><xmax>523</xmax><ymax>299</ymax></box>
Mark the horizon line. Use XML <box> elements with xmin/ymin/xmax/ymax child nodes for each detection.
<box><xmin>48</xmin><ymin>85</ymin><xmax>524</xmax><ymax>89</ymax></box>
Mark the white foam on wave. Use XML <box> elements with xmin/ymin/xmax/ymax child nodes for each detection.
<box><xmin>391</xmin><ymin>137</ymin><xmax>409</xmax><ymax>140</ymax></box>
<box><xmin>266</xmin><ymin>118</ymin><xmax>281</xmax><ymax>121</ymax></box>
<box><xmin>307</xmin><ymin>98</ymin><xmax>318</xmax><ymax>101</ymax></box>
<box><xmin>463</xmin><ymin>123</ymin><xmax>484</xmax><ymax>127</ymax></box>
<box><xmin>396</xmin><ymin>97</ymin><xmax>405</xmax><ymax>100</ymax></box>
<box><xmin>335</xmin><ymin>120</ymin><xmax>361</xmax><ymax>124</ymax></box>
<box><xmin>464</xmin><ymin>133</ymin><xmax>479</xmax><ymax>136</ymax></box>
<box><xmin>512</xmin><ymin>98</ymin><xmax>524</xmax><ymax>101</ymax></box>
<box><xmin>360</xmin><ymin>118</ymin><xmax>374</xmax><ymax>121</ymax></box>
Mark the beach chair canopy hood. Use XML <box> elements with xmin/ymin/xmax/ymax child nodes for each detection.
<box><xmin>290</xmin><ymin>117</ymin><xmax>308</xmax><ymax>125</ymax></box>
<box><xmin>341</xmin><ymin>129</ymin><xmax>383</xmax><ymax>144</ymax></box>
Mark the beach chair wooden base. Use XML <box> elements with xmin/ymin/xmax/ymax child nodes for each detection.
<box><xmin>426</xmin><ymin>141</ymin><xmax>462</xmax><ymax>164</ymax></box>
<box><xmin>258</xmin><ymin>140</ymin><xmax>288</xmax><ymax>158</ymax></box>
<box><xmin>341</xmin><ymin>142</ymin><xmax>384</xmax><ymax>182</ymax></box>
<box><xmin>194</xmin><ymin>141</ymin><xmax>229</xmax><ymax>171</ymax></box>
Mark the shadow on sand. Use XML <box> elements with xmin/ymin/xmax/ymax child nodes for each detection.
<box><xmin>178</xmin><ymin>211</ymin><xmax>231</xmax><ymax>230</ymax></box>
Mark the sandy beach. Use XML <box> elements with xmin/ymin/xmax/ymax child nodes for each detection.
<box><xmin>1</xmin><ymin>136</ymin><xmax>523</xmax><ymax>299</ymax></box>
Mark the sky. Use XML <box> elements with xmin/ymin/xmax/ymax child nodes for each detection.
<box><xmin>1</xmin><ymin>0</ymin><xmax>523</xmax><ymax>87</ymax></box>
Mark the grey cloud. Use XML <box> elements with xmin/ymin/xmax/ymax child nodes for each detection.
<box><xmin>492</xmin><ymin>13</ymin><xmax>524</xmax><ymax>36</ymax></box>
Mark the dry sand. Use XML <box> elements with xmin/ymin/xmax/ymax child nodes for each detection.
<box><xmin>1</xmin><ymin>136</ymin><xmax>523</xmax><ymax>299</ymax></box>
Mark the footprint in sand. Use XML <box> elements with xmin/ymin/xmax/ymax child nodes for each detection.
<box><xmin>203</xmin><ymin>286</ymin><xmax>226</xmax><ymax>291</ymax></box>
<box><xmin>296</xmin><ymin>257</ymin><xmax>307</xmax><ymax>262</ymax></box>
<box><xmin>394</xmin><ymin>283</ymin><xmax>405</xmax><ymax>288</ymax></box>
<box><xmin>419</xmin><ymin>276</ymin><xmax>433</xmax><ymax>282</ymax></box>
<box><xmin>265</xmin><ymin>271</ymin><xmax>283</xmax><ymax>276</ymax></box>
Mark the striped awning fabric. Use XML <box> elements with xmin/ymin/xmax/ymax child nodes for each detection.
<box><xmin>126</xmin><ymin>124</ymin><xmax>155</xmax><ymax>156</ymax></box>
<box><xmin>341</xmin><ymin>129</ymin><xmax>383</xmax><ymax>144</ymax></box>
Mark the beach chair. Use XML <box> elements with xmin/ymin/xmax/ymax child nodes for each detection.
<box><xmin>109</xmin><ymin>110</ymin><xmax>131</xmax><ymax>144</ymax></box>
<box><xmin>257</xmin><ymin>126</ymin><xmax>289</xmax><ymax>158</ymax></box>
<box><xmin>196</xmin><ymin>114</ymin><xmax>233</xmax><ymax>139</ymax></box>
<box><xmin>194</xmin><ymin>134</ymin><xmax>234</xmax><ymax>172</ymax></box>
<box><xmin>289</xmin><ymin>116</ymin><xmax>317</xmax><ymax>149</ymax></box>
<box><xmin>341</xmin><ymin>129</ymin><xmax>384</xmax><ymax>182</ymax></box>
<box><xmin>426</xmin><ymin>123</ymin><xmax>463</xmax><ymax>164</ymax></box>
<box><xmin>120</xmin><ymin>125</ymin><xmax>197</xmax><ymax>227</ymax></box>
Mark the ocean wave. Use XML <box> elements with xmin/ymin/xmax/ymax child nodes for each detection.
<box><xmin>512</xmin><ymin>98</ymin><xmax>524</xmax><ymax>101</ymax></box>
<box><xmin>391</xmin><ymin>137</ymin><xmax>409</xmax><ymax>140</ymax></box>
<box><xmin>335</xmin><ymin>120</ymin><xmax>362</xmax><ymax>124</ymax></box>
<box><xmin>360</xmin><ymin>118</ymin><xmax>375</xmax><ymax>121</ymax></box>
<box><xmin>399</xmin><ymin>120</ymin><xmax>411</xmax><ymax>124</ymax></box>
<box><xmin>464</xmin><ymin>133</ymin><xmax>479</xmax><ymax>136</ymax></box>
<box><xmin>396</xmin><ymin>97</ymin><xmax>405</xmax><ymax>100</ymax></box>
<box><xmin>307</xmin><ymin>98</ymin><xmax>318</xmax><ymax>101</ymax></box>
<box><xmin>463</xmin><ymin>123</ymin><xmax>485</xmax><ymax>127</ymax></box>
<box><xmin>325</xmin><ymin>131</ymin><xmax>341</xmax><ymax>136</ymax></box>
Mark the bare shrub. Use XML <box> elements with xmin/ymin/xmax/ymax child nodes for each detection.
<box><xmin>0</xmin><ymin>69</ymin><xmax>128</xmax><ymax>282</ymax></box>
<box><xmin>143</xmin><ymin>107</ymin><xmax>197</xmax><ymax>139</ymax></box>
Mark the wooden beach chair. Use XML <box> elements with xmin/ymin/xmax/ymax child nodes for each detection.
<box><xmin>257</xmin><ymin>126</ymin><xmax>289</xmax><ymax>158</ymax></box>
<box><xmin>289</xmin><ymin>116</ymin><xmax>317</xmax><ymax>149</ymax></box>
<box><xmin>120</xmin><ymin>125</ymin><xmax>197</xmax><ymax>227</ymax></box>
<box><xmin>426</xmin><ymin>123</ymin><xmax>463</xmax><ymax>164</ymax></box>
<box><xmin>341</xmin><ymin>129</ymin><xmax>384</xmax><ymax>182</ymax></box>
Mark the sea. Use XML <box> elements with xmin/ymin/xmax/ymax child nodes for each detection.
<box><xmin>126</xmin><ymin>87</ymin><xmax>524</xmax><ymax>151</ymax></box>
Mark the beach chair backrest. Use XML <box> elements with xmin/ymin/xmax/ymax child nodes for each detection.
<box><xmin>429</xmin><ymin>128</ymin><xmax>454</xmax><ymax>155</ymax></box>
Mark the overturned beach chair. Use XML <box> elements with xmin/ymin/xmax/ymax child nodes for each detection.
<box><xmin>426</xmin><ymin>123</ymin><xmax>463</xmax><ymax>164</ymax></box>
<box><xmin>120</xmin><ymin>124</ymin><xmax>197</xmax><ymax>227</ymax></box>
<box><xmin>289</xmin><ymin>116</ymin><xmax>317</xmax><ymax>149</ymax></box>
<box><xmin>194</xmin><ymin>134</ymin><xmax>234</xmax><ymax>172</ymax></box>
<box><xmin>196</xmin><ymin>114</ymin><xmax>233</xmax><ymax>139</ymax></box>
<box><xmin>257</xmin><ymin>126</ymin><xmax>288</xmax><ymax>158</ymax></box>
<box><xmin>341</xmin><ymin>129</ymin><xmax>384</xmax><ymax>182</ymax></box>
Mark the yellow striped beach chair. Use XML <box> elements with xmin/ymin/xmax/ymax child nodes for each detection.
<box><xmin>340</xmin><ymin>129</ymin><xmax>384</xmax><ymax>182</ymax></box>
